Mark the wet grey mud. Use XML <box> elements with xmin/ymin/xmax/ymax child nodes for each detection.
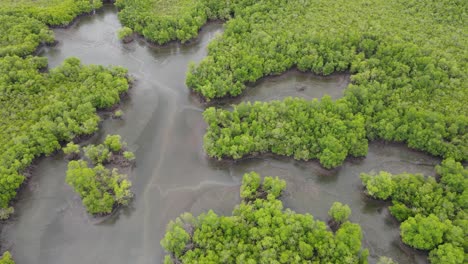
<box><xmin>0</xmin><ymin>5</ymin><xmax>439</xmax><ymax>264</ymax></box>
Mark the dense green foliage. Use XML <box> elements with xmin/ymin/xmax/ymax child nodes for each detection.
<box><xmin>104</xmin><ymin>134</ymin><xmax>124</xmax><ymax>152</ymax></box>
<box><xmin>0</xmin><ymin>252</ymin><xmax>14</xmax><ymax>264</ymax></box>
<box><xmin>0</xmin><ymin>56</ymin><xmax>129</xmax><ymax>209</ymax></box>
<box><xmin>361</xmin><ymin>159</ymin><xmax>467</xmax><ymax>263</ymax></box>
<box><xmin>66</xmin><ymin>161</ymin><xmax>132</xmax><ymax>214</ymax></box>
<box><xmin>0</xmin><ymin>1</ymin><xmax>465</xmax><ymax>263</ymax></box>
<box><xmin>63</xmin><ymin>142</ymin><xmax>80</xmax><ymax>155</ymax></box>
<box><xmin>162</xmin><ymin>172</ymin><xmax>368</xmax><ymax>263</ymax></box>
<box><xmin>204</xmin><ymin>97</ymin><xmax>367</xmax><ymax>168</ymax></box>
<box><xmin>328</xmin><ymin>202</ymin><xmax>351</xmax><ymax>224</ymax></box>
<box><xmin>115</xmin><ymin>0</ymin><xmax>231</xmax><ymax>44</ymax></box>
<box><xmin>65</xmin><ymin>135</ymin><xmax>134</xmax><ymax>215</ymax></box>
<box><xmin>117</xmin><ymin>27</ymin><xmax>133</xmax><ymax>41</ymax></box>
<box><xmin>84</xmin><ymin>144</ymin><xmax>112</xmax><ymax>165</ymax></box>
<box><xmin>0</xmin><ymin>0</ymin><xmax>102</xmax><ymax>26</ymax></box>
<box><xmin>429</xmin><ymin>243</ymin><xmax>465</xmax><ymax>264</ymax></box>
<box><xmin>187</xmin><ymin>0</ymin><xmax>468</xmax><ymax>162</ymax></box>
<box><xmin>0</xmin><ymin>14</ymin><xmax>54</xmax><ymax>57</ymax></box>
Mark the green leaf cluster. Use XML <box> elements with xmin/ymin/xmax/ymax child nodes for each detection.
<box><xmin>117</xmin><ymin>27</ymin><xmax>133</xmax><ymax>41</ymax></box>
<box><xmin>162</xmin><ymin>172</ymin><xmax>368</xmax><ymax>263</ymax></box>
<box><xmin>65</xmin><ymin>135</ymin><xmax>134</xmax><ymax>215</ymax></box>
<box><xmin>203</xmin><ymin>97</ymin><xmax>368</xmax><ymax>168</ymax></box>
<box><xmin>361</xmin><ymin>159</ymin><xmax>467</xmax><ymax>263</ymax></box>
<box><xmin>328</xmin><ymin>202</ymin><xmax>351</xmax><ymax>224</ymax></box>
<box><xmin>66</xmin><ymin>160</ymin><xmax>132</xmax><ymax>215</ymax></box>
<box><xmin>123</xmin><ymin>151</ymin><xmax>135</xmax><ymax>161</ymax></box>
<box><xmin>0</xmin><ymin>252</ymin><xmax>14</xmax><ymax>264</ymax></box>
<box><xmin>104</xmin><ymin>134</ymin><xmax>124</xmax><ymax>152</ymax></box>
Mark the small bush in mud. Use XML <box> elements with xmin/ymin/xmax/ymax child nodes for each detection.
<box><xmin>113</xmin><ymin>109</ymin><xmax>123</xmax><ymax>118</ymax></box>
<box><xmin>0</xmin><ymin>207</ymin><xmax>14</xmax><ymax>220</ymax></box>
<box><xmin>117</xmin><ymin>27</ymin><xmax>133</xmax><ymax>43</ymax></box>
<box><xmin>123</xmin><ymin>151</ymin><xmax>135</xmax><ymax>161</ymax></box>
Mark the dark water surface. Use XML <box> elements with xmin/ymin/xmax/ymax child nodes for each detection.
<box><xmin>1</xmin><ymin>5</ymin><xmax>439</xmax><ymax>264</ymax></box>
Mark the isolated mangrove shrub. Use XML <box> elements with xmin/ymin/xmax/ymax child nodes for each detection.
<box><xmin>0</xmin><ymin>252</ymin><xmax>14</xmax><ymax>264</ymax></box>
<box><xmin>161</xmin><ymin>172</ymin><xmax>369</xmax><ymax>263</ymax></box>
<box><xmin>66</xmin><ymin>135</ymin><xmax>134</xmax><ymax>214</ymax></box>
<box><xmin>117</xmin><ymin>27</ymin><xmax>133</xmax><ymax>40</ymax></box>
<box><xmin>183</xmin><ymin>0</ymin><xmax>468</xmax><ymax>163</ymax></box>
<box><xmin>360</xmin><ymin>171</ymin><xmax>396</xmax><ymax>200</ymax></box>
<box><xmin>104</xmin><ymin>134</ymin><xmax>124</xmax><ymax>152</ymax></box>
<box><xmin>66</xmin><ymin>161</ymin><xmax>132</xmax><ymax>214</ymax></box>
<box><xmin>361</xmin><ymin>159</ymin><xmax>467</xmax><ymax>263</ymax></box>
<box><xmin>63</xmin><ymin>142</ymin><xmax>80</xmax><ymax>155</ymax></box>
<box><xmin>84</xmin><ymin>144</ymin><xmax>111</xmax><ymax>165</ymax></box>
<box><xmin>113</xmin><ymin>109</ymin><xmax>124</xmax><ymax>118</ymax></box>
<box><xmin>115</xmin><ymin>0</ymin><xmax>233</xmax><ymax>44</ymax></box>
<box><xmin>329</xmin><ymin>202</ymin><xmax>351</xmax><ymax>224</ymax></box>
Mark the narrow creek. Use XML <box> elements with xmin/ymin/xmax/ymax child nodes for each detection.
<box><xmin>1</xmin><ymin>5</ymin><xmax>440</xmax><ymax>264</ymax></box>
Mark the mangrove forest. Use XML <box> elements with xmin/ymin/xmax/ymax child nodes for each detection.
<box><xmin>0</xmin><ymin>0</ymin><xmax>466</xmax><ymax>263</ymax></box>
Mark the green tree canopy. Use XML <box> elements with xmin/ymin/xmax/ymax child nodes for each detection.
<box><xmin>0</xmin><ymin>0</ymin><xmax>103</xmax><ymax>26</ymax></box>
<box><xmin>203</xmin><ymin>97</ymin><xmax>368</xmax><ymax>169</ymax></box>
<box><xmin>361</xmin><ymin>160</ymin><xmax>467</xmax><ymax>262</ymax></box>
<box><xmin>161</xmin><ymin>172</ymin><xmax>369</xmax><ymax>264</ymax></box>
<box><xmin>66</xmin><ymin>135</ymin><xmax>134</xmax><ymax>215</ymax></box>
<box><xmin>329</xmin><ymin>201</ymin><xmax>352</xmax><ymax>224</ymax></box>
<box><xmin>429</xmin><ymin>243</ymin><xmax>465</xmax><ymax>264</ymax></box>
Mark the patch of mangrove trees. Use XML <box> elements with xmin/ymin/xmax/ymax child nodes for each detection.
<box><xmin>161</xmin><ymin>172</ymin><xmax>369</xmax><ymax>263</ymax></box>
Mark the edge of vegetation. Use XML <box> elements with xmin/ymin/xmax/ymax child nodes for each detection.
<box><xmin>361</xmin><ymin>158</ymin><xmax>467</xmax><ymax>264</ymax></box>
<box><xmin>161</xmin><ymin>172</ymin><xmax>369</xmax><ymax>263</ymax></box>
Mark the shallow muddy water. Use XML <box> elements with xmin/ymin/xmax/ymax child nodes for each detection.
<box><xmin>1</xmin><ymin>5</ymin><xmax>440</xmax><ymax>264</ymax></box>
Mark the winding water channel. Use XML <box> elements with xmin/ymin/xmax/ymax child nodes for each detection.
<box><xmin>1</xmin><ymin>5</ymin><xmax>441</xmax><ymax>264</ymax></box>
